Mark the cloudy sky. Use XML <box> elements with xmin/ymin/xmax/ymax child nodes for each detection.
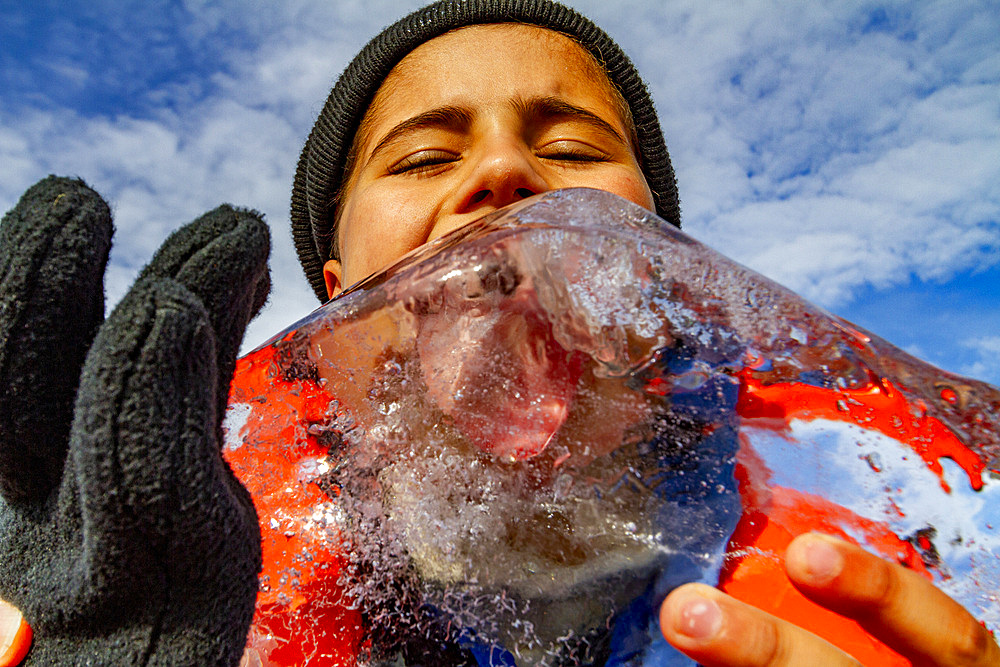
<box><xmin>2</xmin><ymin>0</ymin><xmax>998</xmax><ymax>384</ymax></box>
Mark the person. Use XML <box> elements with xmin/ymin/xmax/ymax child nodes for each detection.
<box><xmin>289</xmin><ymin>1</ymin><xmax>1000</xmax><ymax>666</ymax></box>
<box><xmin>0</xmin><ymin>1</ymin><xmax>996</xmax><ymax>666</ymax></box>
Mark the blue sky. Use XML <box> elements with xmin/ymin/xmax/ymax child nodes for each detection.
<box><xmin>2</xmin><ymin>0</ymin><xmax>998</xmax><ymax>384</ymax></box>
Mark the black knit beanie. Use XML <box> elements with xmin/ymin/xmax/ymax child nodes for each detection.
<box><xmin>292</xmin><ymin>0</ymin><xmax>681</xmax><ymax>302</ymax></box>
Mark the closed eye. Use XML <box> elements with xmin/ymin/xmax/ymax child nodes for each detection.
<box><xmin>388</xmin><ymin>149</ymin><xmax>459</xmax><ymax>175</ymax></box>
<box><xmin>536</xmin><ymin>140</ymin><xmax>610</xmax><ymax>163</ymax></box>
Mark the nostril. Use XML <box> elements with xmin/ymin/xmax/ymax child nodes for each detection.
<box><xmin>469</xmin><ymin>190</ymin><xmax>490</xmax><ymax>205</ymax></box>
<box><xmin>514</xmin><ymin>188</ymin><xmax>534</xmax><ymax>199</ymax></box>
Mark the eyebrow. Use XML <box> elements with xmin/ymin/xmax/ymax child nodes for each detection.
<box><xmin>513</xmin><ymin>95</ymin><xmax>629</xmax><ymax>146</ymax></box>
<box><xmin>365</xmin><ymin>105</ymin><xmax>473</xmax><ymax>168</ymax></box>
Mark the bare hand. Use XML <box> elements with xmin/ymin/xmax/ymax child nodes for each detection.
<box><xmin>659</xmin><ymin>532</ymin><xmax>1000</xmax><ymax>666</ymax></box>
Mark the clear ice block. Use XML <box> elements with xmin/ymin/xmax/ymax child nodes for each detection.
<box><xmin>225</xmin><ymin>188</ymin><xmax>1000</xmax><ymax>666</ymax></box>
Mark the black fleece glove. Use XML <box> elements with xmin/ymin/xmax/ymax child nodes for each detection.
<box><xmin>0</xmin><ymin>176</ymin><xmax>270</xmax><ymax>665</ymax></box>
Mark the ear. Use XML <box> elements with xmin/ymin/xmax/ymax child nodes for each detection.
<box><xmin>323</xmin><ymin>259</ymin><xmax>344</xmax><ymax>299</ymax></box>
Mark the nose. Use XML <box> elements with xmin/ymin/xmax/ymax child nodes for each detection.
<box><xmin>452</xmin><ymin>139</ymin><xmax>549</xmax><ymax>215</ymax></box>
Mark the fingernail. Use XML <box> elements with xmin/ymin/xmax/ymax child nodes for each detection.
<box><xmin>674</xmin><ymin>595</ymin><xmax>723</xmax><ymax>640</ymax></box>
<box><xmin>802</xmin><ymin>536</ymin><xmax>844</xmax><ymax>583</ymax></box>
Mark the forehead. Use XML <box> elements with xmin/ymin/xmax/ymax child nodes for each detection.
<box><xmin>392</xmin><ymin>23</ymin><xmax>603</xmax><ymax>85</ymax></box>
<box><xmin>357</xmin><ymin>23</ymin><xmax>620</xmax><ymax>143</ymax></box>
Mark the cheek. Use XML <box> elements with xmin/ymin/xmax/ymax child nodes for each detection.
<box><xmin>576</xmin><ymin>168</ymin><xmax>655</xmax><ymax>211</ymax></box>
<box><xmin>338</xmin><ymin>184</ymin><xmax>439</xmax><ymax>285</ymax></box>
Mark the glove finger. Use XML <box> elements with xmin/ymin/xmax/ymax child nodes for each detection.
<box><xmin>0</xmin><ymin>176</ymin><xmax>112</xmax><ymax>504</ymax></box>
<box><xmin>62</xmin><ymin>277</ymin><xmax>259</xmax><ymax>665</ymax></box>
<box><xmin>137</xmin><ymin>205</ymin><xmax>270</xmax><ymax>417</ymax></box>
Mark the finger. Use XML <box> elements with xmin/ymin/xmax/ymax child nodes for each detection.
<box><xmin>786</xmin><ymin>533</ymin><xmax>1000</xmax><ymax>667</ymax></box>
<box><xmin>0</xmin><ymin>597</ymin><xmax>31</xmax><ymax>666</ymax></box>
<box><xmin>66</xmin><ymin>278</ymin><xmax>259</xmax><ymax>663</ymax></box>
<box><xmin>660</xmin><ymin>583</ymin><xmax>862</xmax><ymax>667</ymax></box>
<box><xmin>137</xmin><ymin>205</ymin><xmax>270</xmax><ymax>412</ymax></box>
<box><xmin>137</xmin><ymin>204</ymin><xmax>271</xmax><ymax>335</ymax></box>
<box><xmin>0</xmin><ymin>176</ymin><xmax>112</xmax><ymax>503</ymax></box>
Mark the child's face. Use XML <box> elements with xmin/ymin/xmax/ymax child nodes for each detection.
<box><xmin>323</xmin><ymin>23</ymin><xmax>655</xmax><ymax>298</ymax></box>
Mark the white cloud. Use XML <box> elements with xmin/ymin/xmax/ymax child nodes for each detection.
<box><xmin>602</xmin><ymin>0</ymin><xmax>1000</xmax><ymax>308</ymax></box>
<box><xmin>966</xmin><ymin>336</ymin><xmax>1000</xmax><ymax>355</ymax></box>
<box><xmin>960</xmin><ymin>337</ymin><xmax>1000</xmax><ymax>385</ymax></box>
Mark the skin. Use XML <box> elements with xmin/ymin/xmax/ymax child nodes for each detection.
<box><xmin>322</xmin><ymin>23</ymin><xmax>653</xmax><ymax>296</ymax></box>
<box><xmin>663</xmin><ymin>533</ymin><xmax>1000</xmax><ymax>666</ymax></box>
<box><xmin>326</xmin><ymin>23</ymin><xmax>1000</xmax><ymax>667</ymax></box>
<box><xmin>0</xmin><ymin>599</ymin><xmax>29</xmax><ymax>664</ymax></box>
